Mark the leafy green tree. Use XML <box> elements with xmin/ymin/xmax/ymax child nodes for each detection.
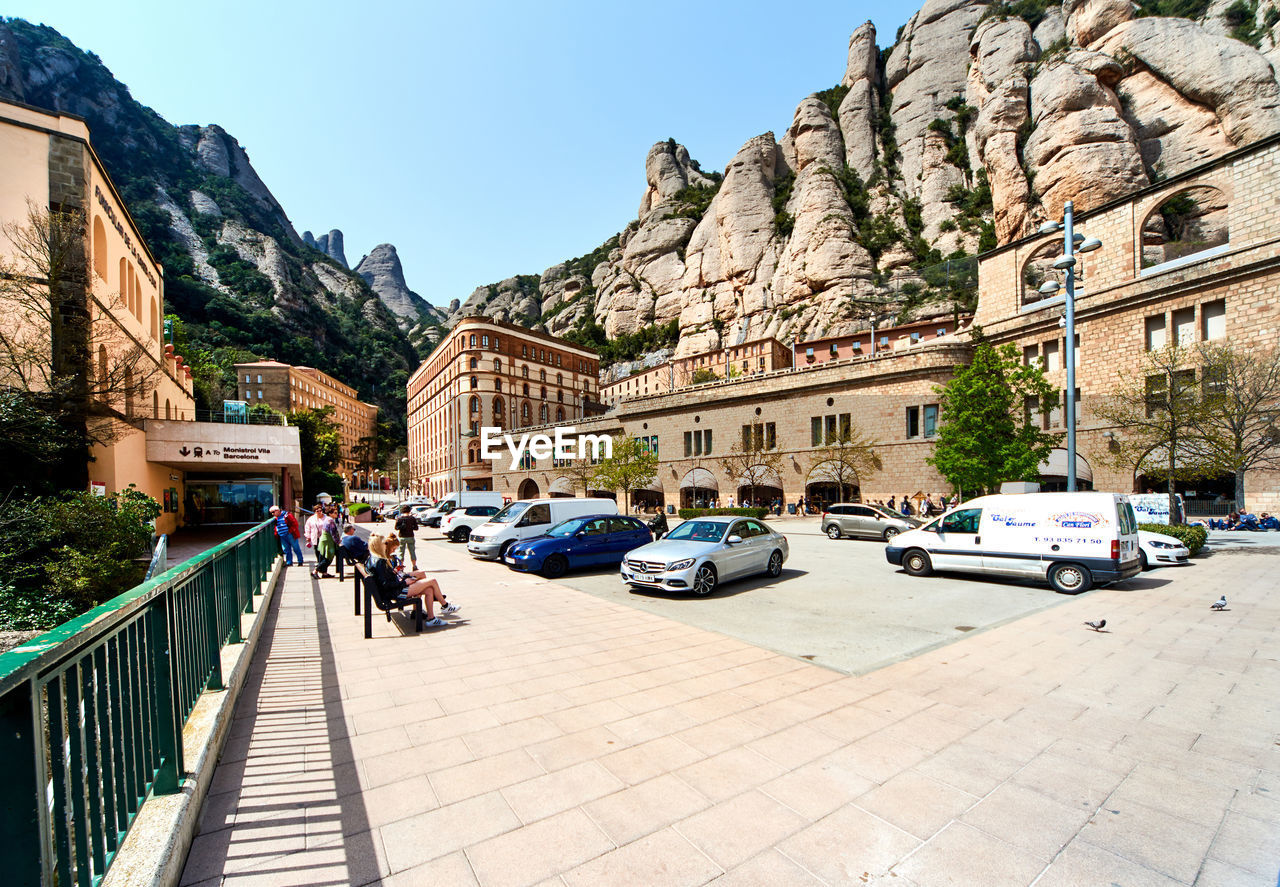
<box><xmin>808</xmin><ymin>425</ymin><xmax>883</xmax><ymax>501</ymax></box>
<box><xmin>1192</xmin><ymin>343</ymin><xmax>1280</xmax><ymax>510</ymax></box>
<box><xmin>0</xmin><ymin>486</ymin><xmax>161</xmax><ymax>630</ymax></box>
<box><xmin>928</xmin><ymin>338</ymin><xmax>1062</xmax><ymax>496</ymax></box>
<box><xmin>591</xmin><ymin>435</ymin><xmax>658</xmax><ymax>514</ymax></box>
<box><xmin>290</xmin><ymin>407</ymin><xmax>342</xmax><ymax>500</ymax></box>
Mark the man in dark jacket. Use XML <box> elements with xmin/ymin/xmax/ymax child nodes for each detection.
<box><xmin>394</xmin><ymin>505</ymin><xmax>421</xmax><ymax>571</ymax></box>
<box><xmin>337</xmin><ymin>525</ymin><xmax>369</xmax><ymax>580</ymax></box>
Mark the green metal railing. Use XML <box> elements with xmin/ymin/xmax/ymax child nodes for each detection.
<box><xmin>0</xmin><ymin>519</ymin><xmax>280</xmax><ymax>886</ymax></box>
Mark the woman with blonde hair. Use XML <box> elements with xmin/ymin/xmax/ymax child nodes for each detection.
<box><xmin>386</xmin><ymin>534</ymin><xmax>456</xmax><ymax>615</ymax></box>
<box><xmin>366</xmin><ymin>534</ymin><xmax>457</xmax><ymax>627</ymax></box>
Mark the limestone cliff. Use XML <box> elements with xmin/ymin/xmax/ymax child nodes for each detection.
<box><xmin>446</xmin><ymin>2</ymin><xmax>1280</xmax><ymax>363</ymax></box>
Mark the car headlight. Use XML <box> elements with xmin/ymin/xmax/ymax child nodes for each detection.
<box><xmin>668</xmin><ymin>558</ymin><xmax>695</xmax><ymax>571</ymax></box>
<box><xmin>1149</xmin><ymin>541</ymin><xmax>1179</xmax><ymax>549</ymax></box>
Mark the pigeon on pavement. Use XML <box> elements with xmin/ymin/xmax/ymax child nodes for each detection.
<box><xmin>1084</xmin><ymin>619</ymin><xmax>1107</xmax><ymax>631</ymax></box>
<box><xmin>1211</xmin><ymin>596</ymin><xmax>1227</xmax><ymax>610</ymax></box>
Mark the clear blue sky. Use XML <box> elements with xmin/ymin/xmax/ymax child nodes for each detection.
<box><xmin>16</xmin><ymin>1</ymin><xmax>917</xmax><ymax>308</ymax></box>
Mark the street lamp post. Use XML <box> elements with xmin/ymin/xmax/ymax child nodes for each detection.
<box><xmin>1036</xmin><ymin>201</ymin><xmax>1103</xmax><ymax>492</ymax></box>
<box><xmin>397</xmin><ymin>456</ymin><xmax>407</xmax><ymax>496</ymax></box>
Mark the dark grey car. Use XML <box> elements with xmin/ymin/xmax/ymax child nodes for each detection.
<box><xmin>822</xmin><ymin>503</ymin><xmax>921</xmax><ymax>542</ymax></box>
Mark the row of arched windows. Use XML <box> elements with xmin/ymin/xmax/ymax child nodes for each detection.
<box><xmin>93</xmin><ymin>216</ymin><xmax>160</xmax><ymax>342</ymax></box>
<box><xmin>467</xmin><ymin>394</ymin><xmax>564</xmax><ymax>428</ymax></box>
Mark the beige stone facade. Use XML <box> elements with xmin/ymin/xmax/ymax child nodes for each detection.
<box><xmin>406</xmin><ymin>317</ymin><xmax>602</xmax><ymax>498</ymax></box>
<box><xmin>235</xmin><ymin>360</ymin><xmax>378</xmax><ymax>480</ymax></box>
<box><xmin>487</xmin><ymin>136</ymin><xmax>1280</xmax><ymax>515</ymax></box>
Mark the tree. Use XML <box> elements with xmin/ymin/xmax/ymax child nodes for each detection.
<box><xmin>719</xmin><ymin>433</ymin><xmax>784</xmax><ymax>507</ymax></box>
<box><xmin>591</xmin><ymin>435</ymin><xmax>658</xmax><ymax>514</ymax></box>
<box><xmin>1191</xmin><ymin>343</ymin><xmax>1280</xmax><ymax>510</ymax></box>
<box><xmin>555</xmin><ymin>461</ymin><xmax>600</xmax><ymax>497</ymax></box>
<box><xmin>1094</xmin><ymin>343</ymin><xmax>1216</xmax><ymax>522</ymax></box>
<box><xmin>290</xmin><ymin>406</ymin><xmax>342</xmax><ymax>500</ymax></box>
<box><xmin>928</xmin><ymin>337</ymin><xmax>1062</xmax><ymax>496</ymax></box>
<box><xmin>808</xmin><ymin>425</ymin><xmax>883</xmax><ymax>501</ymax></box>
<box><xmin>0</xmin><ymin>203</ymin><xmax>159</xmax><ymax>488</ymax></box>
<box><xmin>690</xmin><ymin>367</ymin><xmax>721</xmax><ymax>384</ymax></box>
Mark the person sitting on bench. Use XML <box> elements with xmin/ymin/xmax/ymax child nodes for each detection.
<box><xmin>385</xmin><ymin>534</ymin><xmax>459</xmax><ymax>616</ymax></box>
<box><xmin>366</xmin><ymin>535</ymin><xmax>456</xmax><ymax>627</ymax></box>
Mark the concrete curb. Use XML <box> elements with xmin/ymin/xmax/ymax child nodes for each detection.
<box><xmin>100</xmin><ymin>555</ymin><xmax>285</xmax><ymax>887</ymax></box>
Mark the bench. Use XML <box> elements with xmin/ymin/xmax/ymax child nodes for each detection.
<box><xmin>354</xmin><ymin>563</ymin><xmax>424</xmax><ymax>638</ymax></box>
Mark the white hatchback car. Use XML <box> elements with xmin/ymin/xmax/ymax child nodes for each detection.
<box><xmin>1137</xmin><ymin>529</ymin><xmax>1190</xmax><ymax>569</ymax></box>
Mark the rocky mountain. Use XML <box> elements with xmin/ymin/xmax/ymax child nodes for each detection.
<box><xmin>446</xmin><ymin>0</ymin><xmax>1280</xmax><ymax>362</ymax></box>
<box><xmin>0</xmin><ymin>17</ymin><xmax>422</xmax><ymax>432</ymax></box>
<box><xmin>353</xmin><ymin>243</ymin><xmax>448</xmax><ymax>350</ymax></box>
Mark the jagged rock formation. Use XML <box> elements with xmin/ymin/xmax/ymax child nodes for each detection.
<box><xmin>354</xmin><ymin>243</ymin><xmax>444</xmax><ymax>327</ymax></box>
<box><xmin>0</xmin><ymin>17</ymin><xmax>421</xmax><ymax>429</ymax></box>
<box><xmin>303</xmin><ymin>228</ymin><xmax>349</xmax><ymax>267</ymax></box>
<box><xmin>443</xmin><ymin>2</ymin><xmax>1280</xmax><ymax>364</ymax></box>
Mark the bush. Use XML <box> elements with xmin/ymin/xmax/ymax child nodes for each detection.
<box><xmin>1139</xmin><ymin>522</ymin><xmax>1208</xmax><ymax>556</ymax></box>
<box><xmin>677</xmin><ymin>508</ymin><xmax>770</xmax><ymax>520</ymax></box>
<box><xmin>0</xmin><ymin>487</ymin><xmax>161</xmax><ymax>631</ymax></box>
<box><xmin>348</xmin><ymin>502</ymin><xmax>372</xmax><ymax>515</ymax></box>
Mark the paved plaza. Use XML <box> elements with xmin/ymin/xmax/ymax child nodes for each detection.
<box><xmin>181</xmin><ymin>536</ymin><xmax>1279</xmax><ymax>886</ymax></box>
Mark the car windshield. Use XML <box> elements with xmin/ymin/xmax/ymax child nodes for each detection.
<box><xmin>437</xmin><ymin>500</ymin><xmax>458</xmax><ymax>514</ymax></box>
<box><xmin>490</xmin><ymin>502</ymin><xmax>528</xmax><ymax>524</ymax></box>
<box><xmin>665</xmin><ymin>520</ymin><xmax>728</xmax><ymax>543</ymax></box>
<box><xmin>546</xmin><ymin>518</ymin><xmax>587</xmax><ymax>538</ymax></box>
<box><xmin>880</xmin><ymin>509</ymin><xmax>911</xmax><ymax>520</ymax></box>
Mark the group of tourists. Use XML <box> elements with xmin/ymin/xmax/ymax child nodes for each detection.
<box><xmin>878</xmin><ymin>494</ymin><xmax>951</xmax><ymax>517</ymax></box>
<box><xmin>267</xmin><ymin>502</ymin><xmax>460</xmax><ymax>628</ymax></box>
<box><xmin>1208</xmin><ymin>511</ymin><xmax>1280</xmax><ymax>531</ymax></box>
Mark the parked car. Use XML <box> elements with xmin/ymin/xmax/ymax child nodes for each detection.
<box><xmin>621</xmin><ymin>515</ymin><xmax>789</xmax><ymax>596</ymax></box>
<box><xmin>504</xmin><ymin>515</ymin><xmax>652</xmax><ymax>578</ymax></box>
<box><xmin>423</xmin><ymin>491</ymin><xmax>505</xmax><ymax>527</ymax></box>
<box><xmin>468</xmin><ymin>497</ymin><xmax>619</xmax><ymax>560</ymax></box>
<box><xmin>1137</xmin><ymin>529</ymin><xmax>1190</xmax><ymax>569</ymax></box>
<box><xmin>441</xmin><ymin>505</ymin><xmax>502</xmax><ymax>543</ymax></box>
<box><xmin>822</xmin><ymin>503</ymin><xmax>921</xmax><ymax>541</ymax></box>
<box><xmin>885</xmin><ymin>491</ymin><xmax>1141</xmax><ymax>594</ymax></box>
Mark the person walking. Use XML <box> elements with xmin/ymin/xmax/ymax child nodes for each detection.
<box><xmin>269</xmin><ymin>505</ymin><xmax>303</xmax><ymax>566</ymax></box>
<box><xmin>305</xmin><ymin>505</ymin><xmax>337</xmax><ymax>578</ymax></box>
<box><xmin>394</xmin><ymin>505</ymin><xmax>422</xmax><ymax>572</ymax></box>
<box><xmin>887</xmin><ymin>495</ymin><xmax>896</xmax><ymax>512</ymax></box>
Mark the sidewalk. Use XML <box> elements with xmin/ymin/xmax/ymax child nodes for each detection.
<box><xmin>181</xmin><ymin>542</ymin><xmax>1278</xmax><ymax>886</ymax></box>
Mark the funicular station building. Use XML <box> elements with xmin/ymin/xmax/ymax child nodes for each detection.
<box><xmin>480</xmin><ymin>137</ymin><xmax>1280</xmax><ymax>515</ymax></box>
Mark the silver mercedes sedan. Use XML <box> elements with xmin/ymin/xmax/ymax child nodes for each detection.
<box><xmin>620</xmin><ymin>515</ymin><xmax>789</xmax><ymax>596</ymax></box>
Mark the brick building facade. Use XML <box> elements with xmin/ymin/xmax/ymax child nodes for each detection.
<box><xmin>483</xmin><ymin>135</ymin><xmax>1280</xmax><ymax>514</ymax></box>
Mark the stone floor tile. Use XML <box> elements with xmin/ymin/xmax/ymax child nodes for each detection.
<box><xmin>855</xmin><ymin>770</ymin><xmax>979</xmax><ymax>840</ymax></box>
<box><xmin>378</xmin><ymin>850</ymin><xmax>479</xmax><ymax>887</ymax></box>
<box><xmin>500</xmin><ymin>760</ymin><xmax>623</xmax><ymax>824</ymax></box>
<box><xmin>560</xmin><ymin>827</ymin><xmax>721</xmax><ymax>887</ymax></box>
<box><xmin>583</xmin><ymin>773</ymin><xmax>711</xmax><ymax>846</ymax></box>
<box><xmin>778</xmin><ymin>804</ymin><xmax>920</xmax><ymax>883</ymax></box>
<box><xmin>675</xmin><ymin>746</ymin><xmax>789</xmax><ymax>803</ymax></box>
<box><xmin>597</xmin><ymin>734</ymin><xmax>706</xmax><ymax>785</ymax></box>
<box><xmin>1076</xmin><ymin>799</ymin><xmax>1216</xmax><ymax>883</ymax></box>
<box><xmin>913</xmin><ymin>740</ymin><xmax>1024</xmax><ymax>798</ymax></box>
<box><xmin>429</xmin><ymin>749</ymin><xmax>545</xmax><ymax>806</ymax></box>
<box><xmin>379</xmin><ymin>791</ymin><xmax>521</xmax><ymax>874</ymax></box>
<box><xmin>1029</xmin><ymin>839</ymin><xmax>1181</xmax><ymax>887</ymax></box>
<box><xmin>759</xmin><ymin>755</ymin><xmax>878</xmax><ymax>821</ymax></box>
<box><xmin>891</xmin><ymin>821</ymin><xmax>1044</xmax><ymax>887</ymax></box>
<box><xmin>1194</xmin><ymin>857</ymin><xmax>1277</xmax><ymax>887</ymax></box>
<box><xmin>1207</xmin><ymin>809</ymin><xmax>1280</xmax><ymax>877</ymax></box>
<box><xmin>525</xmin><ymin>725</ymin><xmax>628</xmax><ymax>773</ymax></box>
<box><xmin>707</xmin><ymin>849</ymin><xmax>824</xmax><ymax>886</ymax></box>
<box><xmin>675</xmin><ymin>789</ymin><xmax>808</xmax><ymax>870</ymax></box>
<box><xmin>745</xmin><ymin>721</ymin><xmax>848</xmax><ymax>769</ymax></box>
<box><xmin>959</xmin><ymin>781</ymin><xmax>1092</xmax><ymax>861</ymax></box>
<box><xmin>465</xmin><ymin>808</ymin><xmax>613</xmax><ymax>887</ymax></box>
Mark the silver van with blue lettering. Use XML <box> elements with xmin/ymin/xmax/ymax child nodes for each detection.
<box><xmin>884</xmin><ymin>492</ymin><xmax>1141</xmax><ymax>594</ymax></box>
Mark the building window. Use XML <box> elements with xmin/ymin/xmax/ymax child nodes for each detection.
<box><xmin>1145</xmin><ymin>315</ymin><xmax>1167</xmax><ymax>351</ymax></box>
<box><xmin>557</xmin><ymin>373</ymin><xmax>562</xmax><ymax>386</ymax></box>
<box><xmin>522</xmin><ymin>345</ymin><xmax>528</xmax><ymax>357</ymax></box>
<box><xmin>540</xmin><ymin>386</ymin><xmax>547</xmax><ymax>400</ymax></box>
<box><xmin>1023</xmin><ymin>344</ymin><xmax>1039</xmax><ymax>366</ymax></box>
<box><xmin>539</xmin><ymin>369</ymin><xmax>546</xmax><ymax>382</ymax></box>
<box><xmin>1173</xmin><ymin>307</ymin><xmax>1195</xmax><ymax>345</ymax></box>
<box><xmin>470</xmin><ymin>376</ymin><xmax>478</xmax><ymax>389</ymax></box>
<box><xmin>556</xmin><ymin>355</ymin><xmax>561</xmax><ymax>366</ymax></box>
<box><xmin>879</xmin><ymin>335</ymin><xmax>889</xmax><ymax>347</ymax></box>
<box><xmin>245</xmin><ymin>374</ymin><xmax>251</xmax><ymax>383</ymax></box>
<box><xmin>522</xmin><ymin>366</ymin><xmax>529</xmax><ymax>378</ymax></box>
<box><xmin>257</xmin><ymin>390</ymin><xmax>263</xmax><ymax>400</ymax></box>
<box><xmin>469</xmin><ymin>396</ymin><xmax>479</xmax><ymax>415</ymax></box>
<box><xmin>906</xmin><ymin>406</ymin><xmax>920</xmax><ymax>438</ymax></box>
<box><xmin>539</xmin><ymin>403</ymin><xmax>549</xmax><ymax>423</ymax></box>
<box><xmin>830</xmin><ymin>343</ymin><xmax>838</xmax><ymax>357</ymax></box>
<box><xmin>923</xmin><ymin>404</ymin><xmax>938</xmax><ymax>437</ymax></box>
<box><xmin>810</xmin><ymin>413</ymin><xmax>851</xmax><ymax>445</ymax></box>
<box><xmin>470</xmin><ymin>334</ymin><xmax>477</xmax><ymax>347</ymax></box>
<box><xmin>937</xmin><ymin>328</ymin><xmax>947</xmax><ymax>337</ymax></box>
<box><xmin>557</xmin><ymin>390</ymin><xmax>563</xmax><ymax>403</ymax></box>
<box><xmin>256</xmin><ymin>374</ymin><xmax>262</xmax><ymax>384</ymax></box>
<box><xmin>1044</xmin><ymin>340</ymin><xmax>1061</xmax><ymax>372</ymax></box>
<box><xmin>741</xmin><ymin>422</ymin><xmax>777</xmax><ymax>450</ymax></box>
<box><xmin>522</xmin><ymin>383</ymin><xmax>529</xmax><ymax>396</ymax></box>
<box><xmin>482</xmin><ymin>335</ymin><xmax>488</xmax><ymax>347</ymax></box>
<box><xmin>495</xmin><ymin>378</ymin><xmax>502</xmax><ymax>392</ymax></box>
<box><xmin>556</xmin><ymin>407</ymin><xmax>564</xmax><ymax>422</ymax></box>
<box><xmin>1201</xmin><ymin>300</ymin><xmax>1226</xmax><ymax>340</ymax></box>
<box><xmin>470</xmin><ymin>357</ymin><xmax>478</xmax><ymax>369</ymax></box>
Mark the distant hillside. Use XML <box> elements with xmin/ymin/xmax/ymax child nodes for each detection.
<box><xmin>0</xmin><ymin>17</ymin><xmax>424</xmax><ymax>436</ymax></box>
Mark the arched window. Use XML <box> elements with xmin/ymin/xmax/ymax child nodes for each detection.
<box><xmin>556</xmin><ymin>407</ymin><xmax>564</xmax><ymax>422</ymax></box>
<box><xmin>152</xmin><ymin>391</ymin><xmax>159</xmax><ymax>418</ymax></box>
<box><xmin>557</xmin><ymin>373</ymin><xmax>562</xmax><ymax>386</ymax></box>
<box><xmin>150</xmin><ymin>298</ymin><xmax>158</xmax><ymax>340</ymax></box>
<box><xmin>557</xmin><ymin>390</ymin><xmax>564</xmax><ymax>403</ymax></box>
<box><xmin>469</xmin><ymin>334</ymin><xmax>476</xmax><ymax>347</ymax></box>
<box><xmin>494</xmin><ymin>337</ymin><xmax>500</xmax><ymax>350</ymax></box>
<box><xmin>92</xmin><ymin>217</ymin><xmax>108</xmax><ymax>280</ymax></box>
<box><xmin>540</xmin><ymin>369</ymin><xmax>546</xmax><ymax>382</ymax></box>
<box><xmin>493</xmin><ymin>396</ymin><xmax>504</xmax><ymax>424</ymax></box>
<box><xmin>165</xmin><ymin>399</ymin><xmax>171</xmax><ymax>419</ymax></box>
<box><xmin>470</xmin><ymin>357</ymin><xmax>478</xmax><ymax>369</ymax></box>
<box><xmin>493</xmin><ymin>358</ymin><xmax>501</xmax><ymax>372</ymax></box>
<box><xmin>1141</xmin><ymin>185</ymin><xmax>1230</xmax><ymax>270</ymax></box>
<box><xmin>98</xmin><ymin>345</ymin><xmax>108</xmax><ymax>383</ymax></box>
<box><xmin>539</xmin><ymin>403</ymin><xmax>549</xmax><ymax>423</ymax></box>
<box><xmin>494</xmin><ymin>378</ymin><xmax>502</xmax><ymax>392</ymax></box>
<box><xmin>522</xmin><ymin>366</ymin><xmax>529</xmax><ymax>378</ymax></box>
<box><xmin>469</xmin><ymin>396</ymin><xmax>480</xmax><ymax>415</ymax></box>
<box><xmin>470</xmin><ymin>375</ymin><xmax>478</xmax><ymax>389</ymax></box>
<box><xmin>521</xmin><ymin>401</ymin><xmax>531</xmax><ymax>423</ymax></box>
<box><xmin>118</xmin><ymin>258</ymin><xmax>128</xmax><ymax>311</ymax></box>
<box><xmin>522</xmin><ymin>383</ymin><xmax>530</xmax><ymax>396</ymax></box>
<box><xmin>127</xmin><ymin>263</ymin><xmax>138</xmax><ymax>318</ymax></box>
<box><xmin>124</xmin><ymin>367</ymin><xmax>134</xmax><ymax>415</ymax></box>
<box><xmin>540</xmin><ymin>386</ymin><xmax>547</xmax><ymax>400</ymax></box>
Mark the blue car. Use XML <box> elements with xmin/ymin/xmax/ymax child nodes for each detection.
<box><xmin>505</xmin><ymin>514</ymin><xmax>653</xmax><ymax>578</ymax></box>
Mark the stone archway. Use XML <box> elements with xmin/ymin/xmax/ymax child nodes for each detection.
<box><xmin>517</xmin><ymin>478</ymin><xmax>540</xmax><ymax>500</ymax></box>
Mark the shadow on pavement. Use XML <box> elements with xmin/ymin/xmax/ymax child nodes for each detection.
<box><xmin>627</xmin><ymin>567</ymin><xmax>810</xmax><ymax>600</ymax></box>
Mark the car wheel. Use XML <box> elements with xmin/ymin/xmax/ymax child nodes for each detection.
<box><xmin>902</xmin><ymin>548</ymin><xmax>933</xmax><ymax>577</ymax></box>
<box><xmin>542</xmin><ymin>554</ymin><xmax>568</xmax><ymax>579</ymax></box>
<box><xmin>1048</xmin><ymin>562</ymin><xmax>1092</xmax><ymax>595</ymax></box>
<box><xmin>882</xmin><ymin>526</ymin><xmax>900</xmax><ymax>542</ymax></box>
<box><xmin>499</xmin><ymin>540</ymin><xmax>514</xmax><ymax>561</ymax></box>
<box><xmin>691</xmin><ymin>563</ymin><xmax>718</xmax><ymax>596</ymax></box>
<box><xmin>825</xmin><ymin>524</ymin><xmax>842</xmax><ymax>540</ymax></box>
<box><xmin>1138</xmin><ymin>549</ymin><xmax>1149</xmax><ymax>571</ymax></box>
<box><xmin>767</xmin><ymin>550</ymin><xmax>783</xmax><ymax>578</ymax></box>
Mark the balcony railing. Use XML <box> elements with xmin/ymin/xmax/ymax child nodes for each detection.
<box><xmin>0</xmin><ymin>520</ymin><xmax>279</xmax><ymax>886</ymax></box>
<box><xmin>193</xmin><ymin>409</ymin><xmax>289</xmax><ymax>426</ymax></box>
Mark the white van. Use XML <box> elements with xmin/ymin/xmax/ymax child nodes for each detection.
<box><xmin>467</xmin><ymin>498</ymin><xmax>619</xmax><ymax>560</ymax></box>
<box><xmin>423</xmin><ymin>491</ymin><xmax>505</xmax><ymax>527</ymax></box>
<box><xmin>1128</xmin><ymin>492</ymin><xmax>1185</xmax><ymax>525</ymax></box>
<box><xmin>884</xmin><ymin>492</ymin><xmax>1141</xmax><ymax>594</ymax></box>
